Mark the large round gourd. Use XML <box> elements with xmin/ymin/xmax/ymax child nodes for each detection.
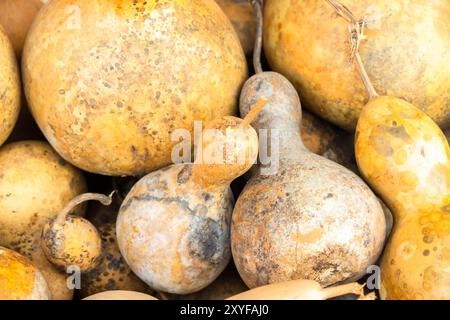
<box><xmin>0</xmin><ymin>26</ymin><xmax>20</xmax><ymax>146</ymax></box>
<box><xmin>263</xmin><ymin>0</ymin><xmax>450</xmax><ymax>131</ymax></box>
<box><xmin>23</xmin><ymin>0</ymin><xmax>248</xmax><ymax>176</ymax></box>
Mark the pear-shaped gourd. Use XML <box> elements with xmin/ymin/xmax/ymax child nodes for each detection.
<box><xmin>324</xmin><ymin>0</ymin><xmax>450</xmax><ymax>300</ymax></box>
<box><xmin>117</xmin><ymin>106</ymin><xmax>262</xmax><ymax>294</ymax></box>
<box><xmin>0</xmin><ymin>247</ymin><xmax>51</xmax><ymax>300</ymax></box>
<box><xmin>231</xmin><ymin>1</ymin><xmax>386</xmax><ymax>289</ymax></box>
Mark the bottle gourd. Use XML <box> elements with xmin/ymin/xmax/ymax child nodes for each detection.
<box><xmin>231</xmin><ymin>1</ymin><xmax>386</xmax><ymax>289</ymax></box>
<box><xmin>116</xmin><ymin>105</ymin><xmax>262</xmax><ymax>294</ymax></box>
<box><xmin>325</xmin><ymin>0</ymin><xmax>450</xmax><ymax>300</ymax></box>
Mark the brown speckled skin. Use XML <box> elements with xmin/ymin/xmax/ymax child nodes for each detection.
<box><xmin>301</xmin><ymin>110</ymin><xmax>356</xmax><ymax>171</ymax></box>
<box><xmin>0</xmin><ymin>141</ymin><xmax>87</xmax><ymax>299</ymax></box>
<box><xmin>117</xmin><ymin>165</ymin><xmax>235</xmax><ymax>294</ymax></box>
<box><xmin>216</xmin><ymin>0</ymin><xmax>256</xmax><ymax>56</ymax></box>
<box><xmin>80</xmin><ymin>201</ymin><xmax>149</xmax><ymax>298</ymax></box>
<box><xmin>0</xmin><ymin>26</ymin><xmax>20</xmax><ymax>146</ymax></box>
<box><xmin>41</xmin><ymin>216</ymin><xmax>102</xmax><ymax>272</ymax></box>
<box><xmin>263</xmin><ymin>0</ymin><xmax>450</xmax><ymax>131</ymax></box>
<box><xmin>0</xmin><ymin>0</ymin><xmax>45</xmax><ymax>57</ymax></box>
<box><xmin>356</xmin><ymin>96</ymin><xmax>450</xmax><ymax>300</ymax></box>
<box><xmin>232</xmin><ymin>72</ymin><xmax>386</xmax><ymax>288</ymax></box>
<box><xmin>22</xmin><ymin>0</ymin><xmax>248</xmax><ymax>176</ymax></box>
<box><xmin>0</xmin><ymin>247</ymin><xmax>51</xmax><ymax>300</ymax></box>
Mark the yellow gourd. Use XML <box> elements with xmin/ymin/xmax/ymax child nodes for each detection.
<box><xmin>326</xmin><ymin>0</ymin><xmax>450</xmax><ymax>299</ymax></box>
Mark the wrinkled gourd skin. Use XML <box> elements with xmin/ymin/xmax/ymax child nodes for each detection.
<box><xmin>232</xmin><ymin>72</ymin><xmax>386</xmax><ymax>289</ymax></box>
<box><xmin>0</xmin><ymin>141</ymin><xmax>87</xmax><ymax>299</ymax></box>
<box><xmin>0</xmin><ymin>27</ymin><xmax>20</xmax><ymax>146</ymax></box>
<box><xmin>216</xmin><ymin>0</ymin><xmax>256</xmax><ymax>56</ymax></box>
<box><xmin>23</xmin><ymin>0</ymin><xmax>248</xmax><ymax>176</ymax></box>
<box><xmin>0</xmin><ymin>0</ymin><xmax>46</xmax><ymax>57</ymax></box>
<box><xmin>263</xmin><ymin>0</ymin><xmax>450</xmax><ymax>131</ymax></box>
<box><xmin>41</xmin><ymin>216</ymin><xmax>102</xmax><ymax>272</ymax></box>
<box><xmin>0</xmin><ymin>247</ymin><xmax>51</xmax><ymax>300</ymax></box>
<box><xmin>355</xmin><ymin>96</ymin><xmax>450</xmax><ymax>300</ymax></box>
<box><xmin>80</xmin><ymin>202</ymin><xmax>150</xmax><ymax>298</ymax></box>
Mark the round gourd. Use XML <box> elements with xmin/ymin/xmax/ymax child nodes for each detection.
<box><xmin>23</xmin><ymin>0</ymin><xmax>248</xmax><ymax>176</ymax></box>
<box><xmin>0</xmin><ymin>140</ymin><xmax>87</xmax><ymax>299</ymax></box>
<box><xmin>0</xmin><ymin>0</ymin><xmax>46</xmax><ymax>57</ymax></box>
<box><xmin>216</xmin><ymin>0</ymin><xmax>256</xmax><ymax>56</ymax></box>
<box><xmin>263</xmin><ymin>0</ymin><xmax>450</xmax><ymax>131</ymax></box>
<box><xmin>41</xmin><ymin>216</ymin><xmax>102</xmax><ymax>272</ymax></box>
<box><xmin>83</xmin><ymin>290</ymin><xmax>158</xmax><ymax>300</ymax></box>
<box><xmin>0</xmin><ymin>26</ymin><xmax>20</xmax><ymax>146</ymax></box>
<box><xmin>0</xmin><ymin>247</ymin><xmax>51</xmax><ymax>300</ymax></box>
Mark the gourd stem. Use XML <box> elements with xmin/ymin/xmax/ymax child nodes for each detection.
<box><xmin>55</xmin><ymin>192</ymin><xmax>115</xmax><ymax>225</ymax></box>
<box><xmin>242</xmin><ymin>97</ymin><xmax>268</xmax><ymax>126</ymax></box>
<box><xmin>325</xmin><ymin>0</ymin><xmax>379</xmax><ymax>99</ymax></box>
<box><xmin>355</xmin><ymin>51</ymin><xmax>378</xmax><ymax>99</ymax></box>
<box><xmin>251</xmin><ymin>0</ymin><xmax>264</xmax><ymax>74</ymax></box>
<box><xmin>321</xmin><ymin>282</ymin><xmax>365</xmax><ymax>299</ymax></box>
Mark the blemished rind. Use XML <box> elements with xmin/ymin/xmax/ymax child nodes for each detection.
<box><xmin>41</xmin><ymin>216</ymin><xmax>102</xmax><ymax>272</ymax></box>
<box><xmin>0</xmin><ymin>140</ymin><xmax>87</xmax><ymax>299</ymax></box>
<box><xmin>355</xmin><ymin>96</ymin><xmax>450</xmax><ymax>300</ymax></box>
<box><xmin>80</xmin><ymin>222</ymin><xmax>150</xmax><ymax>298</ymax></box>
<box><xmin>0</xmin><ymin>247</ymin><xmax>51</xmax><ymax>300</ymax></box>
<box><xmin>83</xmin><ymin>290</ymin><xmax>158</xmax><ymax>300</ymax></box>
<box><xmin>117</xmin><ymin>164</ymin><xmax>234</xmax><ymax>294</ymax></box>
<box><xmin>0</xmin><ymin>26</ymin><xmax>20</xmax><ymax>146</ymax></box>
<box><xmin>301</xmin><ymin>110</ymin><xmax>356</xmax><ymax>171</ymax></box>
<box><xmin>263</xmin><ymin>0</ymin><xmax>450</xmax><ymax>131</ymax></box>
<box><xmin>232</xmin><ymin>72</ymin><xmax>386</xmax><ymax>288</ymax></box>
<box><xmin>0</xmin><ymin>0</ymin><xmax>45</xmax><ymax>57</ymax></box>
<box><xmin>22</xmin><ymin>0</ymin><xmax>248</xmax><ymax>176</ymax></box>
<box><xmin>216</xmin><ymin>0</ymin><xmax>256</xmax><ymax>56</ymax></box>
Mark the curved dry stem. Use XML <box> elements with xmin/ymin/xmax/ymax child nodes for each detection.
<box><xmin>322</xmin><ymin>282</ymin><xmax>365</xmax><ymax>299</ymax></box>
<box><xmin>242</xmin><ymin>97</ymin><xmax>268</xmax><ymax>126</ymax></box>
<box><xmin>250</xmin><ymin>0</ymin><xmax>264</xmax><ymax>74</ymax></box>
<box><xmin>111</xmin><ymin>177</ymin><xmax>124</xmax><ymax>202</ymax></box>
<box><xmin>325</xmin><ymin>0</ymin><xmax>379</xmax><ymax>98</ymax></box>
<box><xmin>355</xmin><ymin>51</ymin><xmax>378</xmax><ymax>99</ymax></box>
<box><xmin>56</xmin><ymin>191</ymin><xmax>115</xmax><ymax>224</ymax></box>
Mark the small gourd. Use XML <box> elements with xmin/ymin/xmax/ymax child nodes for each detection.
<box><xmin>231</xmin><ymin>1</ymin><xmax>386</xmax><ymax>289</ymax></box>
<box><xmin>41</xmin><ymin>193</ymin><xmax>113</xmax><ymax>273</ymax></box>
<box><xmin>116</xmin><ymin>105</ymin><xmax>263</xmax><ymax>294</ymax></box>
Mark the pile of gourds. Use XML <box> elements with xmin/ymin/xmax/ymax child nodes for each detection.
<box><xmin>0</xmin><ymin>0</ymin><xmax>448</xmax><ymax>300</ymax></box>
